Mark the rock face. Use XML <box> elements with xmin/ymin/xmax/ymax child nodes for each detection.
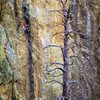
<box><xmin>0</xmin><ymin>0</ymin><xmax>45</xmax><ymax>99</ymax></box>
<box><xmin>70</xmin><ymin>0</ymin><xmax>100</xmax><ymax>100</ymax></box>
<box><xmin>0</xmin><ymin>0</ymin><xmax>100</xmax><ymax>100</ymax></box>
<box><xmin>0</xmin><ymin>0</ymin><xmax>65</xmax><ymax>99</ymax></box>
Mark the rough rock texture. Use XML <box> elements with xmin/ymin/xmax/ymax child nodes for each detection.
<box><xmin>0</xmin><ymin>0</ymin><xmax>44</xmax><ymax>99</ymax></box>
<box><xmin>0</xmin><ymin>0</ymin><xmax>100</xmax><ymax>100</ymax></box>
<box><xmin>70</xmin><ymin>0</ymin><xmax>100</xmax><ymax>100</ymax></box>
<box><xmin>0</xmin><ymin>0</ymin><xmax>63</xmax><ymax>99</ymax></box>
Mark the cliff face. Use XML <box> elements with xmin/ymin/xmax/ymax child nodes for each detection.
<box><xmin>70</xmin><ymin>0</ymin><xmax>100</xmax><ymax>99</ymax></box>
<box><xmin>0</xmin><ymin>0</ymin><xmax>44</xmax><ymax>99</ymax></box>
<box><xmin>0</xmin><ymin>0</ymin><xmax>63</xmax><ymax>99</ymax></box>
<box><xmin>0</xmin><ymin>0</ymin><xmax>100</xmax><ymax>100</ymax></box>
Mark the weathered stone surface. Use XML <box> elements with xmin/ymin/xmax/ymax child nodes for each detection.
<box><xmin>0</xmin><ymin>0</ymin><xmax>100</xmax><ymax>99</ymax></box>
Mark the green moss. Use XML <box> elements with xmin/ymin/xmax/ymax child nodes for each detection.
<box><xmin>0</xmin><ymin>32</ymin><xmax>3</xmax><ymax>61</ymax></box>
<box><xmin>0</xmin><ymin>32</ymin><xmax>2</xmax><ymax>46</ymax></box>
<box><xmin>0</xmin><ymin>95</ymin><xmax>4</xmax><ymax>100</ymax></box>
<box><xmin>0</xmin><ymin>25</ymin><xmax>5</xmax><ymax>61</ymax></box>
<box><xmin>0</xmin><ymin>59</ymin><xmax>12</xmax><ymax>84</ymax></box>
<box><xmin>0</xmin><ymin>26</ymin><xmax>12</xmax><ymax>84</ymax></box>
<box><xmin>0</xmin><ymin>97</ymin><xmax>3</xmax><ymax>100</ymax></box>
